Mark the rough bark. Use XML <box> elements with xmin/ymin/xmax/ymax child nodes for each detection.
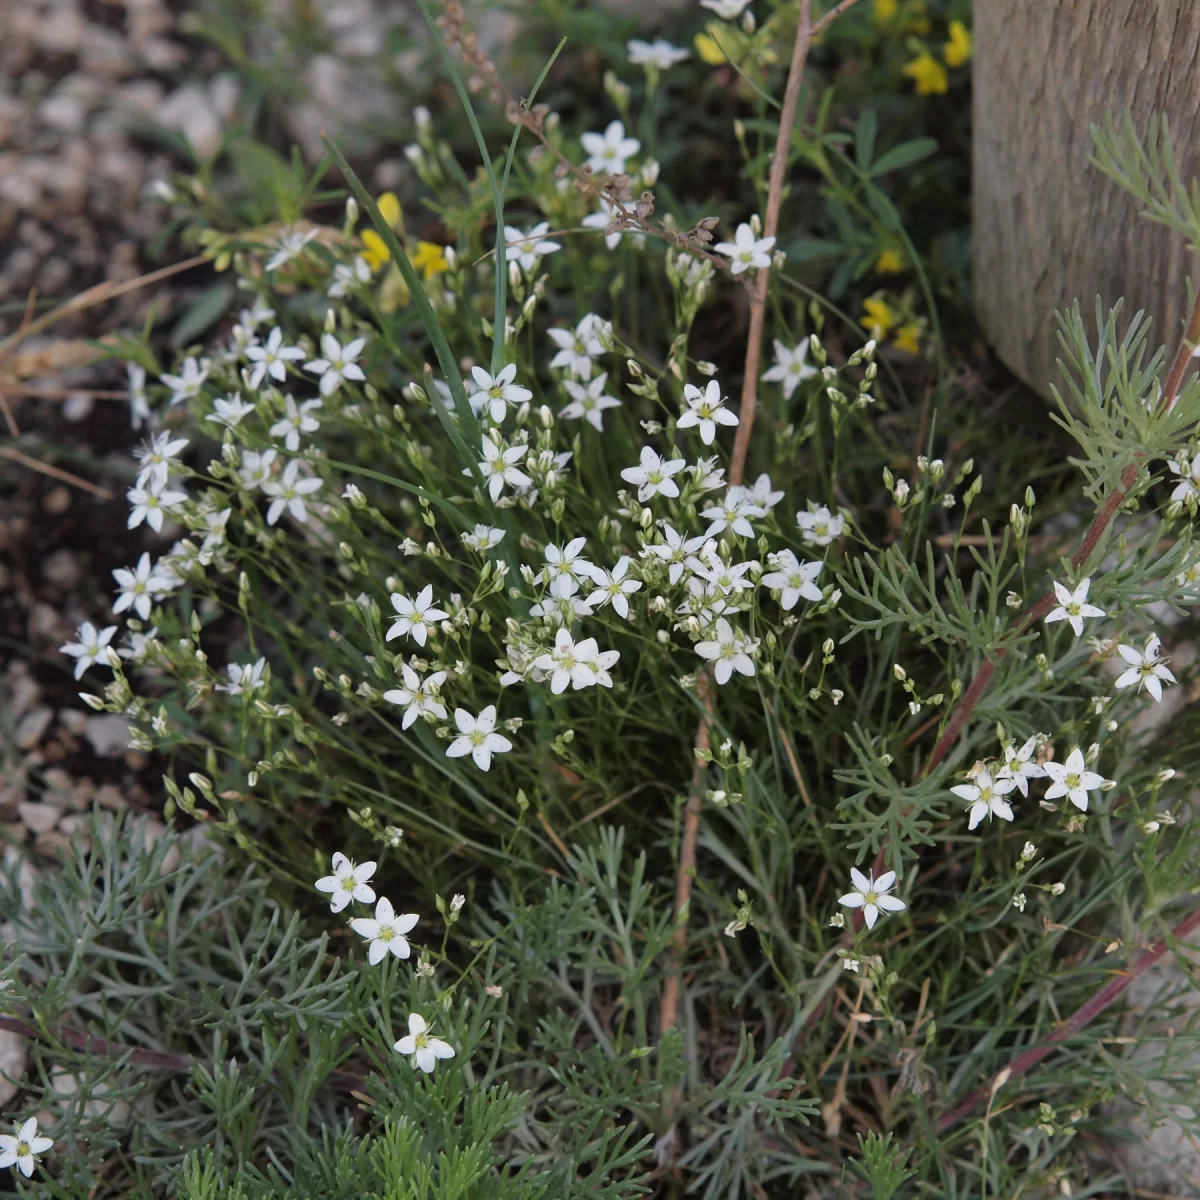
<box><xmin>973</xmin><ymin>0</ymin><xmax>1200</xmax><ymax>398</ymax></box>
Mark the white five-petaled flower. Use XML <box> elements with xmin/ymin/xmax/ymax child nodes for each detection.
<box><xmin>504</xmin><ymin>222</ymin><xmax>561</xmax><ymax>273</ymax></box>
<box><xmin>1114</xmin><ymin>634</ymin><xmax>1176</xmax><ymax>702</ymax></box>
<box><xmin>160</xmin><ymin>356</ymin><xmax>208</xmax><ymax>406</ymax></box>
<box><xmin>838</xmin><ymin>869</ymin><xmax>906</xmax><ymax>930</ymax></box>
<box><xmin>1169</xmin><ymin>452</ymin><xmax>1200</xmax><ymax>505</ymax></box>
<box><xmin>534</xmin><ymin>628</ymin><xmax>604</xmax><ymax>693</ymax></box>
<box><xmin>561</xmin><ymin>372</ymin><xmax>622</xmax><ymax>431</ymax></box>
<box><xmin>761</xmin><ymin>550</ymin><xmax>823</xmax><ymax>610</ymax></box>
<box><xmin>581</xmin><ymin>119</ymin><xmax>640</xmax><ymax>175</ymax></box>
<box><xmin>314</xmin><ymin>851</ymin><xmax>377</xmax><ymax>913</ymax></box>
<box><xmin>112</xmin><ymin>552</ymin><xmax>175</xmax><ymax>620</ymax></box>
<box><xmin>542</xmin><ymin>537</ymin><xmax>597</xmax><ymax>599</ymax></box>
<box><xmin>750</xmin><ymin>472</ymin><xmax>784</xmax><ymax>510</ymax></box>
<box><xmin>585</xmin><ymin>556</ymin><xmax>642</xmax><ymax>618</ymax></box>
<box><xmin>127</xmin><ymin>477</ymin><xmax>187</xmax><ymax>533</ymax></box>
<box><xmin>468</xmin><ymin>363</ymin><xmax>532</xmax><ymax>423</ymax></box>
<box><xmin>394</xmin><ymin>1012</ymin><xmax>455</xmax><ymax>1074</ymax></box>
<box><xmin>714</xmin><ymin>223</ymin><xmax>777</xmax><ymax>275</ymax></box>
<box><xmin>209</xmin><ymin>394</ymin><xmax>256</xmax><ymax>429</ymax></box>
<box><xmin>328</xmin><ymin>255</ymin><xmax>372</xmax><ymax>298</ymax></box>
<box><xmin>383</xmin><ymin>665</ymin><xmax>448</xmax><ymax>729</ymax></box>
<box><xmin>245</xmin><ymin>327</ymin><xmax>306</xmax><ymax>389</ymax></box>
<box><xmin>951</xmin><ymin>768</ymin><xmax>1017</xmax><ymax>831</ymax></box>
<box><xmin>0</xmin><ymin>1116</ymin><xmax>54</xmax><ymax>1178</ymax></box>
<box><xmin>1042</xmin><ymin>748</ymin><xmax>1109</xmax><ymax>812</ymax></box>
<box><xmin>582</xmin><ymin>197</ymin><xmax>646</xmax><ymax>251</ymax></box>
<box><xmin>626</xmin><ymin>38</ymin><xmax>689</xmax><ymax>69</ymax></box>
<box><xmin>218</xmin><ymin>657</ymin><xmax>268</xmax><ymax>695</ymax></box>
<box><xmin>548</xmin><ymin>316</ymin><xmax>606</xmax><ymax>379</ymax></box>
<box><xmin>350</xmin><ymin>897</ymin><xmax>419</xmax><ymax>964</ymax></box>
<box><xmin>60</xmin><ymin>622</ymin><xmax>118</xmax><ymax>680</ymax></box>
<box><xmin>1045</xmin><ymin>578</ymin><xmax>1105</xmax><ymax>637</ymax></box>
<box><xmin>446</xmin><ymin>705</ymin><xmax>512</xmax><ymax>771</ymax></box>
<box><xmin>644</xmin><ymin>524</ymin><xmax>711</xmax><ymax>585</ymax></box>
<box><xmin>472</xmin><ymin>438</ymin><xmax>532</xmax><ymax>500</ymax></box>
<box><xmin>386</xmin><ymin>585</ymin><xmax>449</xmax><ymax>647</ymax></box>
<box><xmin>269</xmin><ymin>394</ymin><xmax>322</xmax><ymax>451</ymax></box>
<box><xmin>262</xmin><ymin>459</ymin><xmax>321</xmax><ymax>525</ymax></box>
<box><xmin>677</xmin><ymin>379</ymin><xmax>738</xmax><ymax>445</ymax></box>
<box><xmin>461</xmin><ymin>524</ymin><xmax>505</xmax><ymax>552</ymax></box>
<box><xmin>134</xmin><ymin>432</ymin><xmax>189</xmax><ymax>489</ymax></box>
<box><xmin>761</xmin><ymin>339</ymin><xmax>818</xmax><ymax>399</ymax></box>
<box><xmin>997</xmin><ymin>735</ymin><xmax>1047</xmax><ymax>798</ymax></box>
<box><xmin>621</xmin><ymin>445</ymin><xmax>687</xmax><ymax>502</ymax></box>
<box><xmin>239</xmin><ymin>448</ymin><xmax>278</xmax><ymax>491</ymax></box>
<box><xmin>265</xmin><ymin>226</ymin><xmax>318</xmax><ymax>272</ymax></box>
<box><xmin>306</xmin><ymin>334</ymin><xmax>366</xmax><ymax>396</ymax></box>
<box><xmin>695</xmin><ymin>617</ymin><xmax>757</xmax><ymax>684</ymax></box>
<box><xmin>701</xmin><ymin>487</ymin><xmax>766</xmax><ymax>539</ymax></box>
<box><xmin>797</xmin><ymin>503</ymin><xmax>845</xmax><ymax>546</ymax></box>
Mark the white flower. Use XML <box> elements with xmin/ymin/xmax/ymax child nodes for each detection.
<box><xmin>585</xmin><ymin>556</ymin><xmax>642</xmax><ymax>618</ymax></box>
<box><xmin>383</xmin><ymin>665</ymin><xmax>448</xmax><ymax>729</ymax></box>
<box><xmin>548</xmin><ymin>316</ymin><xmax>606</xmax><ymax>379</ymax></box>
<box><xmin>160</xmin><ymin>356</ymin><xmax>208</xmax><ymax>406</ymax></box>
<box><xmin>761</xmin><ymin>339</ymin><xmax>817</xmax><ymax>399</ymax></box>
<box><xmin>468</xmin><ymin>363</ymin><xmax>532</xmax><ymax>423</ymax></box>
<box><xmin>593</xmin><ymin>648</ymin><xmax>620</xmax><ymax>688</ymax></box>
<box><xmin>714</xmin><ymin>222</ymin><xmax>777</xmax><ymax>274</ymax></box>
<box><xmin>677</xmin><ymin>379</ymin><xmax>738</xmax><ymax>445</ymax></box>
<box><xmin>386</xmin><ymin>585</ymin><xmax>449</xmax><ymax>647</ymax></box>
<box><xmin>112</xmin><ymin>552</ymin><xmax>175</xmax><ymax>620</ymax></box>
<box><xmin>127</xmin><ymin>478</ymin><xmax>187</xmax><ymax>533</ymax></box>
<box><xmin>691</xmin><ymin>456</ymin><xmax>726</xmax><ymax>493</ymax></box>
<box><xmin>797</xmin><ymin>503</ymin><xmax>845</xmax><ymax>546</ymax></box>
<box><xmin>1043</xmin><ymin>748</ymin><xmax>1109</xmax><ymax>812</ymax></box>
<box><xmin>472</xmin><ymin>438</ymin><xmax>532</xmax><ymax>500</ymax></box>
<box><xmin>1169</xmin><ymin>452</ymin><xmax>1200</xmax><ymax>504</ymax></box>
<box><xmin>749</xmin><ymin>472</ymin><xmax>784</xmax><ymax>510</ymax></box>
<box><xmin>621</xmin><ymin>445</ymin><xmax>687</xmax><ymax>502</ymax></box>
<box><xmin>461</xmin><ymin>524</ymin><xmax>505</xmax><ymax>551</ymax></box>
<box><xmin>314</xmin><ymin>851</ymin><xmax>377</xmax><ymax>913</ymax></box>
<box><xmin>446</xmin><ymin>705</ymin><xmax>512</xmax><ymax>771</ymax></box>
<box><xmin>504</xmin><ymin>222</ymin><xmax>561</xmax><ymax>273</ymax></box>
<box><xmin>689</xmin><ymin>546</ymin><xmax>755</xmax><ymax>597</ymax></box>
<box><xmin>394</xmin><ymin>1012</ymin><xmax>455</xmax><ymax>1074</ymax></box>
<box><xmin>701</xmin><ymin>0</ymin><xmax>752</xmax><ymax>15</ymax></box>
<box><xmin>134</xmin><ymin>432</ymin><xmax>189</xmax><ymax>490</ymax></box>
<box><xmin>245</xmin><ymin>327</ymin><xmax>305</xmax><ymax>389</ymax></box>
<box><xmin>306</xmin><ymin>334</ymin><xmax>366</xmax><ymax>396</ymax></box>
<box><xmin>218</xmin><ymin>657</ymin><xmax>268</xmax><ymax>695</ymax></box>
<box><xmin>1178</xmin><ymin>559</ymin><xmax>1200</xmax><ymax>595</ymax></box>
<box><xmin>626</xmin><ymin>38</ymin><xmax>689</xmax><ymax>68</ymax></box>
<box><xmin>1045</xmin><ymin>578</ymin><xmax>1105</xmax><ymax>637</ymax></box>
<box><xmin>265</xmin><ymin>226</ymin><xmax>318</xmax><ymax>272</ymax></box>
<box><xmin>127</xmin><ymin>362</ymin><xmax>151</xmax><ymax>429</ymax></box>
<box><xmin>561</xmin><ymin>373</ymin><xmax>622</xmax><ymax>431</ymax></box>
<box><xmin>761</xmin><ymin>550</ymin><xmax>822</xmax><ymax>610</ymax></box>
<box><xmin>701</xmin><ymin>486</ymin><xmax>765</xmax><ymax>538</ymax></box>
<box><xmin>838</xmin><ymin>868</ymin><xmax>906</xmax><ymax>930</ymax></box>
<box><xmin>695</xmin><ymin>617</ymin><xmax>757</xmax><ymax>684</ymax></box>
<box><xmin>208</xmin><ymin>394</ymin><xmax>256</xmax><ymax>429</ymax></box>
<box><xmin>997</xmin><ymin>735</ymin><xmax>1047</xmax><ymax>798</ymax></box>
<box><xmin>60</xmin><ymin>622</ymin><xmax>118</xmax><ymax>680</ymax></box>
<box><xmin>541</xmin><ymin>537</ymin><xmax>596</xmax><ymax>599</ymax></box>
<box><xmin>582</xmin><ymin>197</ymin><xmax>644</xmax><ymax>250</ymax></box>
<box><xmin>581</xmin><ymin>119</ymin><xmax>640</xmax><ymax>175</ymax></box>
<box><xmin>951</xmin><ymin>768</ymin><xmax>1017</xmax><ymax>831</ymax></box>
<box><xmin>534</xmin><ymin>628</ymin><xmax>605</xmax><ymax>693</ymax></box>
<box><xmin>0</xmin><ymin>1117</ymin><xmax>54</xmax><ymax>1178</ymax></box>
<box><xmin>118</xmin><ymin>626</ymin><xmax>158</xmax><ymax>662</ymax></box>
<box><xmin>644</xmin><ymin>524</ymin><xmax>710</xmax><ymax>584</ymax></box>
<box><xmin>1114</xmin><ymin>634</ymin><xmax>1176</xmax><ymax>702</ymax></box>
<box><xmin>350</xmin><ymin>897</ymin><xmax>419</xmax><ymax>965</ymax></box>
<box><xmin>262</xmin><ymin>459</ymin><xmax>321</xmax><ymax>525</ymax></box>
<box><xmin>328</xmin><ymin>255</ymin><xmax>372</xmax><ymax>298</ymax></box>
<box><xmin>240</xmin><ymin>448</ymin><xmax>278</xmax><ymax>491</ymax></box>
<box><xmin>269</xmin><ymin>394</ymin><xmax>322</xmax><ymax>451</ymax></box>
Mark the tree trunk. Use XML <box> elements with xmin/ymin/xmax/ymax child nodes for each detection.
<box><xmin>973</xmin><ymin>0</ymin><xmax>1200</xmax><ymax>398</ymax></box>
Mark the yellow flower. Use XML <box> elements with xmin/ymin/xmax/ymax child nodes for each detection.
<box><xmin>873</xmin><ymin>0</ymin><xmax>898</xmax><ymax>24</ymax></box>
<box><xmin>860</xmin><ymin>295</ymin><xmax>898</xmax><ymax>338</ymax></box>
<box><xmin>361</xmin><ymin>230</ymin><xmax>390</xmax><ymax>272</ymax></box>
<box><xmin>876</xmin><ymin>248</ymin><xmax>905</xmax><ymax>274</ymax></box>
<box><xmin>902</xmin><ymin>52</ymin><xmax>948</xmax><ymax>95</ymax></box>
<box><xmin>377</xmin><ymin>192</ymin><xmax>402</xmax><ymax>229</ymax></box>
<box><xmin>944</xmin><ymin>19</ymin><xmax>972</xmax><ymax>67</ymax></box>
<box><xmin>412</xmin><ymin>241</ymin><xmax>450</xmax><ymax>281</ymax></box>
<box><xmin>695</xmin><ymin>31</ymin><xmax>727</xmax><ymax>65</ymax></box>
<box><xmin>893</xmin><ymin>322</ymin><xmax>921</xmax><ymax>354</ymax></box>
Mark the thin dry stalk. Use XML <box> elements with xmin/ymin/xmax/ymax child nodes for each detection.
<box><xmin>0</xmin><ymin>446</ymin><xmax>114</xmax><ymax>500</ymax></box>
